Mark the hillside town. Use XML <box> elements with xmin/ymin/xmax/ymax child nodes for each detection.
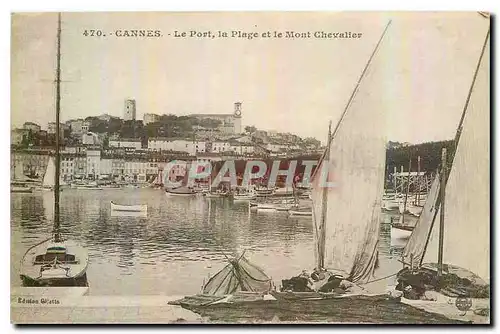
<box><xmin>11</xmin><ymin>100</ymin><xmax>322</xmax><ymax>183</ymax></box>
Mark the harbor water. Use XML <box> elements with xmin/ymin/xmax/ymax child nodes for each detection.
<box><xmin>11</xmin><ymin>188</ymin><xmax>404</xmax><ymax>296</ymax></box>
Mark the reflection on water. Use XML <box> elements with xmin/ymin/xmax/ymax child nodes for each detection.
<box><xmin>11</xmin><ymin>189</ymin><xmax>404</xmax><ymax>295</ymax></box>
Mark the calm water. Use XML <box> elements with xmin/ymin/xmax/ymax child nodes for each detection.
<box><xmin>11</xmin><ymin>188</ymin><xmax>404</xmax><ymax>296</ymax></box>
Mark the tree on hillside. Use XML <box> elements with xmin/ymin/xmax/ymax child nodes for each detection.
<box><xmin>245</xmin><ymin>125</ymin><xmax>257</xmax><ymax>134</ymax></box>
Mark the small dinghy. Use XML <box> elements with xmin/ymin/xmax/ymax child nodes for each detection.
<box><xmin>289</xmin><ymin>207</ymin><xmax>313</xmax><ymax>216</ymax></box>
<box><xmin>110</xmin><ymin>201</ymin><xmax>147</xmax><ymax>213</ymax></box>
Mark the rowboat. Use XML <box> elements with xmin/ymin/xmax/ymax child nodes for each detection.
<box><xmin>11</xmin><ymin>186</ymin><xmax>33</xmax><ymax>193</ymax></box>
<box><xmin>110</xmin><ymin>201</ymin><xmax>147</xmax><ymax>213</ymax></box>
<box><xmin>289</xmin><ymin>207</ymin><xmax>313</xmax><ymax>216</ymax></box>
<box><xmin>165</xmin><ymin>186</ymin><xmax>196</xmax><ymax>196</ymax></box>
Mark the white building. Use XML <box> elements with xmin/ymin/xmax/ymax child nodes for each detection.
<box><xmin>148</xmin><ymin>138</ymin><xmax>206</xmax><ymax>155</ymax></box>
<box><xmin>266</xmin><ymin>143</ymin><xmax>290</xmax><ymax>153</ymax></box>
<box><xmin>190</xmin><ymin>102</ymin><xmax>242</xmax><ymax>135</ymax></box>
<box><xmin>100</xmin><ymin>158</ymin><xmax>113</xmax><ymax>177</ymax></box>
<box><xmin>86</xmin><ymin>150</ymin><xmax>101</xmax><ymax>179</ymax></box>
<box><xmin>82</xmin><ymin>132</ymin><xmax>100</xmax><ymax>145</ymax></box>
<box><xmin>60</xmin><ymin>156</ymin><xmax>74</xmax><ymax>180</ymax></box>
<box><xmin>211</xmin><ymin>140</ymin><xmax>231</xmax><ymax>153</ymax></box>
<box><xmin>109</xmin><ymin>138</ymin><xmax>142</xmax><ymax>150</ymax></box>
<box><xmin>143</xmin><ymin>113</ymin><xmax>160</xmax><ymax>125</ymax></box>
<box><xmin>229</xmin><ymin>142</ymin><xmax>256</xmax><ymax>155</ymax></box>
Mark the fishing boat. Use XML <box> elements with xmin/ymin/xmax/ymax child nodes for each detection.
<box><xmin>396</xmin><ymin>24</ymin><xmax>490</xmax><ymax>322</ymax></box>
<box><xmin>272</xmin><ymin>21</ymin><xmax>393</xmax><ymax>301</ymax></box>
<box><xmin>169</xmin><ymin>253</ymin><xmax>273</xmax><ymax>307</ymax></box>
<box><xmin>110</xmin><ymin>201</ymin><xmax>147</xmax><ymax>213</ymax></box>
<box><xmin>20</xmin><ymin>13</ymin><xmax>89</xmax><ymax>288</ymax></box>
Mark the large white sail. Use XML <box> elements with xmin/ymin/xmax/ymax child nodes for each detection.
<box><xmin>43</xmin><ymin>157</ymin><xmax>56</xmax><ymax>188</ymax></box>
<box><xmin>422</xmin><ymin>37</ymin><xmax>490</xmax><ymax>281</ymax></box>
<box><xmin>311</xmin><ymin>24</ymin><xmax>389</xmax><ymax>283</ymax></box>
<box><xmin>402</xmin><ymin>173</ymin><xmax>440</xmax><ymax>265</ymax></box>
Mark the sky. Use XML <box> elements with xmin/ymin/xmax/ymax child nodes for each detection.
<box><xmin>11</xmin><ymin>12</ymin><xmax>489</xmax><ymax>144</ymax></box>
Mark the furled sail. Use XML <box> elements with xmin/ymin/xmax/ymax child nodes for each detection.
<box><xmin>311</xmin><ymin>23</ymin><xmax>390</xmax><ymax>283</ymax></box>
<box><xmin>422</xmin><ymin>36</ymin><xmax>490</xmax><ymax>282</ymax></box>
<box><xmin>402</xmin><ymin>173</ymin><xmax>440</xmax><ymax>265</ymax></box>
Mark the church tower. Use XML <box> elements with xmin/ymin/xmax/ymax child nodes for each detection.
<box><xmin>233</xmin><ymin>102</ymin><xmax>242</xmax><ymax>134</ymax></box>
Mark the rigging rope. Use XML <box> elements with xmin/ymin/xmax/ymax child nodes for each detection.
<box><xmin>359</xmin><ymin>272</ymin><xmax>398</xmax><ymax>286</ymax></box>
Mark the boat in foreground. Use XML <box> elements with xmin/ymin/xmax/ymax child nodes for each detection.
<box><xmin>20</xmin><ymin>13</ymin><xmax>90</xmax><ymax>289</ymax></box>
<box><xmin>20</xmin><ymin>238</ymin><xmax>88</xmax><ymax>287</ymax></box>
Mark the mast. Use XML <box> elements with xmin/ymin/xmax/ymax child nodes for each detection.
<box><xmin>393</xmin><ymin>166</ymin><xmax>397</xmax><ymax>197</ymax></box>
<box><xmin>416</xmin><ymin>156</ymin><xmax>421</xmax><ymax>205</ymax></box>
<box><xmin>419</xmin><ymin>26</ymin><xmax>490</xmax><ymax>267</ymax></box>
<box><xmin>402</xmin><ymin>158</ymin><xmax>411</xmax><ymax>224</ymax></box>
<box><xmin>318</xmin><ymin>121</ymin><xmax>332</xmax><ymax>269</ymax></box>
<box><xmin>54</xmin><ymin>12</ymin><xmax>62</xmax><ymax>243</ymax></box>
<box><xmin>437</xmin><ymin>148</ymin><xmax>447</xmax><ymax>277</ymax></box>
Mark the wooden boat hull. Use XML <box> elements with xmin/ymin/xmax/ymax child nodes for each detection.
<box><xmin>289</xmin><ymin>209</ymin><xmax>312</xmax><ymax>216</ymax></box>
<box><xmin>391</xmin><ymin>225</ymin><xmax>413</xmax><ymax>240</ymax></box>
<box><xmin>20</xmin><ymin>272</ymin><xmax>88</xmax><ymax>287</ymax></box>
<box><xmin>110</xmin><ymin>202</ymin><xmax>147</xmax><ymax>213</ymax></box>
<box><xmin>233</xmin><ymin>195</ymin><xmax>256</xmax><ymax>201</ymax></box>
<box><xmin>11</xmin><ymin>187</ymin><xmax>33</xmax><ymax>193</ymax></box>
<box><xmin>175</xmin><ymin>293</ymin><xmax>466</xmax><ymax>323</ymax></box>
<box><xmin>166</xmin><ymin>190</ymin><xmax>196</xmax><ymax>196</ymax></box>
<box><xmin>20</xmin><ymin>239</ymin><xmax>89</xmax><ymax>288</ymax></box>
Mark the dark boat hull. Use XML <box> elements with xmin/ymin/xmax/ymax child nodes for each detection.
<box><xmin>20</xmin><ymin>273</ymin><xmax>89</xmax><ymax>287</ymax></box>
<box><xmin>177</xmin><ymin>294</ymin><xmax>467</xmax><ymax>323</ymax></box>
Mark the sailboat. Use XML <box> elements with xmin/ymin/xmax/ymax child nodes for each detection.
<box><xmin>396</xmin><ymin>24</ymin><xmax>490</xmax><ymax>320</ymax></box>
<box><xmin>20</xmin><ymin>13</ymin><xmax>89</xmax><ymax>288</ymax></box>
<box><xmin>271</xmin><ymin>21</ymin><xmax>393</xmax><ymax>300</ymax></box>
<box><xmin>41</xmin><ymin>157</ymin><xmax>64</xmax><ymax>191</ymax></box>
<box><xmin>11</xmin><ymin>161</ymin><xmax>35</xmax><ymax>193</ymax></box>
<box><xmin>165</xmin><ymin>161</ymin><xmax>196</xmax><ymax>196</ymax></box>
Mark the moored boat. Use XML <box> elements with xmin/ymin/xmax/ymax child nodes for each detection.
<box><xmin>110</xmin><ymin>201</ymin><xmax>147</xmax><ymax>213</ymax></box>
<box><xmin>20</xmin><ymin>13</ymin><xmax>89</xmax><ymax>289</ymax></box>
<box><xmin>165</xmin><ymin>186</ymin><xmax>196</xmax><ymax>196</ymax></box>
<box><xmin>273</xmin><ymin>21</ymin><xmax>392</xmax><ymax>301</ymax></box>
<box><xmin>233</xmin><ymin>193</ymin><xmax>256</xmax><ymax>201</ymax></box>
<box><xmin>395</xmin><ymin>24</ymin><xmax>490</xmax><ymax>323</ymax></box>
<box><xmin>20</xmin><ymin>238</ymin><xmax>88</xmax><ymax>287</ymax></box>
<box><xmin>289</xmin><ymin>207</ymin><xmax>313</xmax><ymax>216</ymax></box>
